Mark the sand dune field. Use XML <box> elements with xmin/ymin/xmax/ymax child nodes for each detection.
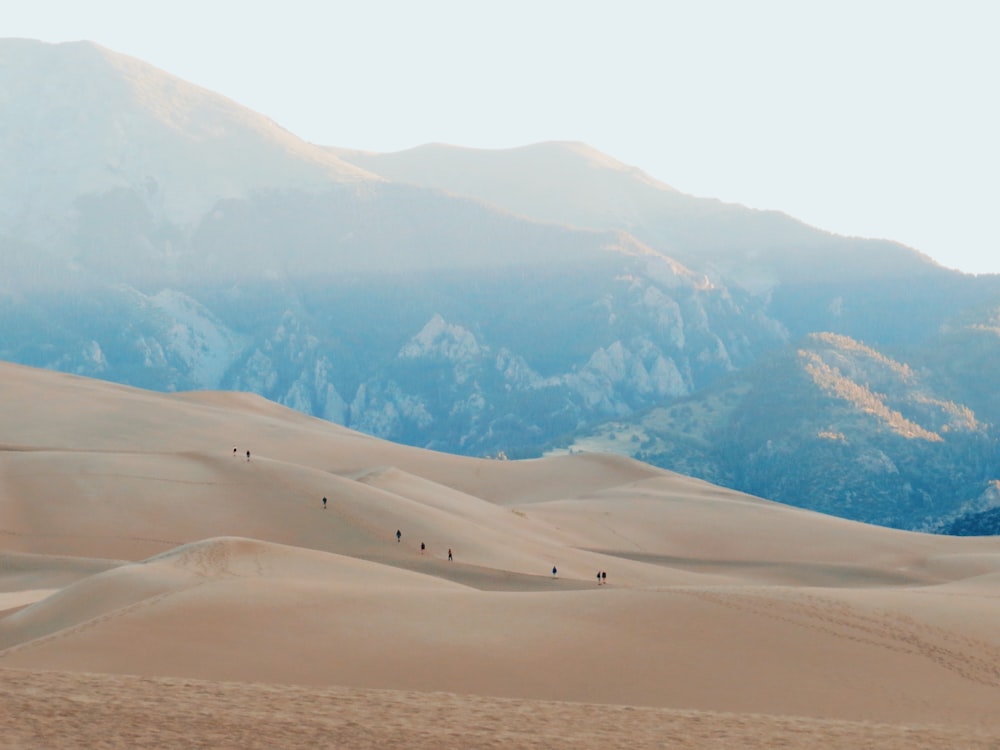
<box><xmin>2</xmin><ymin>361</ymin><xmax>999</xmax><ymax>748</ymax></box>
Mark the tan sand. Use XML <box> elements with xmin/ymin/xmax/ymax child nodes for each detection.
<box><xmin>1</xmin><ymin>360</ymin><xmax>999</xmax><ymax>747</ymax></box>
<box><xmin>3</xmin><ymin>668</ymin><xmax>998</xmax><ymax>750</ymax></box>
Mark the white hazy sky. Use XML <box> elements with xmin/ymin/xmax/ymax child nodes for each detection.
<box><xmin>6</xmin><ymin>1</ymin><xmax>999</xmax><ymax>274</ymax></box>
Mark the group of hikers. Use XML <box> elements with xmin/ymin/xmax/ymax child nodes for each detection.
<box><xmin>316</xmin><ymin>491</ymin><xmax>607</xmax><ymax>585</ymax></box>
<box><xmin>232</xmin><ymin>449</ymin><xmax>607</xmax><ymax>581</ymax></box>
<box><xmin>396</xmin><ymin>529</ymin><xmax>453</xmax><ymax>561</ymax></box>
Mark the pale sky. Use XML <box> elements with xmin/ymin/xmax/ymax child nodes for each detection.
<box><xmin>6</xmin><ymin>0</ymin><xmax>999</xmax><ymax>274</ymax></box>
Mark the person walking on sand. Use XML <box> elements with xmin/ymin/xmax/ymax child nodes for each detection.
<box><xmin>448</xmin><ymin>548</ymin><xmax>453</xmax><ymax>561</ymax></box>
<box><xmin>597</xmin><ymin>571</ymin><xmax>602</xmax><ymax>586</ymax></box>
<box><xmin>396</xmin><ymin>529</ymin><xmax>402</xmax><ymax>543</ymax></box>
<box><xmin>420</xmin><ymin>542</ymin><xmax>425</xmax><ymax>554</ymax></box>
<box><xmin>322</xmin><ymin>497</ymin><xmax>327</xmax><ymax>510</ymax></box>
<box><xmin>233</xmin><ymin>446</ymin><xmax>238</xmax><ymax>458</ymax></box>
<box><xmin>552</xmin><ymin>565</ymin><xmax>557</xmax><ymax>578</ymax></box>
<box><xmin>602</xmin><ymin>570</ymin><xmax>607</xmax><ymax>585</ymax></box>
<box><xmin>246</xmin><ymin>450</ymin><xmax>251</xmax><ymax>462</ymax></box>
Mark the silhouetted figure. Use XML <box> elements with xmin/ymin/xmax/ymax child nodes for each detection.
<box><xmin>396</xmin><ymin>529</ymin><xmax>402</xmax><ymax>543</ymax></box>
<box><xmin>420</xmin><ymin>542</ymin><xmax>425</xmax><ymax>553</ymax></box>
<box><xmin>552</xmin><ymin>565</ymin><xmax>557</xmax><ymax>578</ymax></box>
<box><xmin>322</xmin><ymin>497</ymin><xmax>327</xmax><ymax>510</ymax></box>
<box><xmin>597</xmin><ymin>571</ymin><xmax>602</xmax><ymax>586</ymax></box>
<box><xmin>448</xmin><ymin>548</ymin><xmax>453</xmax><ymax>561</ymax></box>
<box><xmin>602</xmin><ymin>570</ymin><xmax>607</xmax><ymax>585</ymax></box>
<box><xmin>246</xmin><ymin>450</ymin><xmax>251</xmax><ymax>462</ymax></box>
<box><xmin>233</xmin><ymin>446</ymin><xmax>238</xmax><ymax>458</ymax></box>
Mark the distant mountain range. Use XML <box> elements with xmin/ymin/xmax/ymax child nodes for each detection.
<box><xmin>2</xmin><ymin>38</ymin><xmax>999</xmax><ymax>532</ymax></box>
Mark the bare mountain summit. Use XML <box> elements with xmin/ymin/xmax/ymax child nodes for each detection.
<box><xmin>0</xmin><ymin>39</ymin><xmax>377</xmax><ymax>243</ymax></box>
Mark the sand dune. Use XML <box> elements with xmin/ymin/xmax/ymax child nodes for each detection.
<box><xmin>2</xmin><ymin>360</ymin><xmax>1000</xmax><ymax>746</ymax></box>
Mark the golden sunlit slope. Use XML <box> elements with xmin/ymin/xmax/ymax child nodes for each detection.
<box><xmin>2</xmin><ymin>360</ymin><xmax>1000</xmax><ymax>728</ymax></box>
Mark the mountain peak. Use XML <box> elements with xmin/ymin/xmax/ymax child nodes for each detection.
<box><xmin>0</xmin><ymin>38</ymin><xmax>379</xmax><ymax>234</ymax></box>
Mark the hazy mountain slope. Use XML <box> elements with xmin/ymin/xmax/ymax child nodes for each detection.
<box><xmin>0</xmin><ymin>174</ymin><xmax>788</xmax><ymax>435</ymax></box>
<box><xmin>918</xmin><ymin>303</ymin><xmax>1000</xmax><ymax>422</ymax></box>
<box><xmin>0</xmin><ymin>39</ymin><xmax>376</xmax><ymax>247</ymax></box>
<box><xmin>335</xmin><ymin>141</ymin><xmax>945</xmax><ymax>286</ymax></box>
<box><xmin>336</xmin><ymin>141</ymin><xmax>1000</xmax><ymax>352</ymax></box>
<box><xmin>332</xmin><ymin>141</ymin><xmax>681</xmax><ymax>229</ymax></box>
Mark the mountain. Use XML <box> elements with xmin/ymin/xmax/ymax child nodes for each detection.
<box><xmin>333</xmin><ymin>141</ymin><xmax>943</xmax><ymax>284</ymax></box>
<box><xmin>2</xmin><ymin>39</ymin><xmax>1000</xmax><ymax>531</ymax></box>
<box><xmin>336</xmin><ymin>142</ymin><xmax>1000</xmax><ymax>349</ymax></box>
<box><xmin>0</xmin><ymin>39</ymin><xmax>373</xmax><ymax>238</ymax></box>
<box><xmin>556</xmin><ymin>328</ymin><xmax>1000</xmax><ymax>530</ymax></box>
<box><xmin>939</xmin><ymin>487</ymin><xmax>1000</xmax><ymax>535</ymax></box>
